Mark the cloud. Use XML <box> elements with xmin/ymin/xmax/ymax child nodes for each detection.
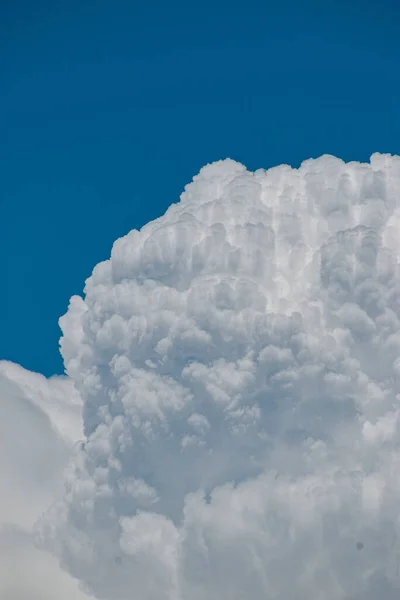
<box><xmin>34</xmin><ymin>153</ymin><xmax>400</xmax><ymax>599</ymax></box>
<box><xmin>0</xmin><ymin>361</ymin><xmax>90</xmax><ymax>599</ymax></box>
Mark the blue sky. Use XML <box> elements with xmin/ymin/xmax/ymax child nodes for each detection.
<box><xmin>1</xmin><ymin>0</ymin><xmax>399</xmax><ymax>376</ymax></box>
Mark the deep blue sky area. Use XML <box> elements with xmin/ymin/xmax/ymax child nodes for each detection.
<box><xmin>1</xmin><ymin>0</ymin><xmax>400</xmax><ymax>376</ymax></box>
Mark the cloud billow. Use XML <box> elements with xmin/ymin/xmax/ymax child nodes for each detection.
<box><xmin>38</xmin><ymin>153</ymin><xmax>400</xmax><ymax>599</ymax></box>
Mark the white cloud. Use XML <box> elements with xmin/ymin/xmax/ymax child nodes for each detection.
<box><xmin>0</xmin><ymin>361</ymin><xmax>90</xmax><ymax>599</ymax></box>
<box><xmin>10</xmin><ymin>153</ymin><xmax>400</xmax><ymax>599</ymax></box>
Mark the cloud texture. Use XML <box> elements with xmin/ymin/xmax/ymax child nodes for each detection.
<box><xmin>0</xmin><ymin>361</ymin><xmax>89</xmax><ymax>599</ymax></box>
<box><xmin>33</xmin><ymin>153</ymin><xmax>400</xmax><ymax>599</ymax></box>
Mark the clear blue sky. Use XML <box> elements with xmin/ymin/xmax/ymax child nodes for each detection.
<box><xmin>1</xmin><ymin>0</ymin><xmax>399</xmax><ymax>376</ymax></box>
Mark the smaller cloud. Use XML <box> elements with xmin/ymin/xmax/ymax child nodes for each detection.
<box><xmin>0</xmin><ymin>360</ymin><xmax>90</xmax><ymax>600</ymax></box>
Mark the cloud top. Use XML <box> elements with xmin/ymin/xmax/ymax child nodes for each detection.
<box><xmin>39</xmin><ymin>153</ymin><xmax>400</xmax><ymax>599</ymax></box>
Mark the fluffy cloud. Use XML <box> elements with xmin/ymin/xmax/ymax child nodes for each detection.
<box><xmin>34</xmin><ymin>153</ymin><xmax>400</xmax><ymax>599</ymax></box>
<box><xmin>0</xmin><ymin>361</ymin><xmax>90</xmax><ymax>599</ymax></box>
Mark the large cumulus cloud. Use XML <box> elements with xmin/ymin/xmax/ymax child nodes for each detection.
<box><xmin>0</xmin><ymin>361</ymin><xmax>90</xmax><ymax>599</ymax></box>
<box><xmin>38</xmin><ymin>153</ymin><xmax>400</xmax><ymax>599</ymax></box>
